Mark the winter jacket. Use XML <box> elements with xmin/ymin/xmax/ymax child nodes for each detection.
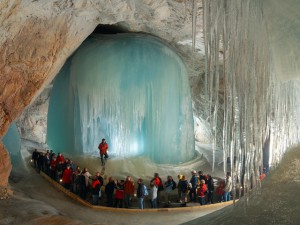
<box><xmin>207</xmin><ymin>177</ymin><xmax>214</xmax><ymax>192</ymax></box>
<box><xmin>137</xmin><ymin>183</ymin><xmax>147</xmax><ymax>198</ymax></box>
<box><xmin>56</xmin><ymin>155</ymin><xmax>65</xmax><ymax>164</ymax></box>
<box><xmin>150</xmin><ymin>185</ymin><xmax>158</xmax><ymax>200</ymax></box>
<box><xmin>164</xmin><ymin>180</ymin><xmax>173</xmax><ymax>193</ymax></box>
<box><xmin>62</xmin><ymin>168</ymin><xmax>73</xmax><ymax>184</ymax></box>
<box><xmin>115</xmin><ymin>183</ymin><xmax>125</xmax><ymax>199</ymax></box>
<box><xmin>98</xmin><ymin>142</ymin><xmax>108</xmax><ymax>154</ymax></box>
<box><xmin>179</xmin><ymin>180</ymin><xmax>189</xmax><ymax>193</ymax></box>
<box><xmin>216</xmin><ymin>186</ymin><xmax>224</xmax><ymax>196</ymax></box>
<box><xmin>50</xmin><ymin>160</ymin><xmax>56</xmax><ymax>171</ymax></box>
<box><xmin>91</xmin><ymin>179</ymin><xmax>100</xmax><ymax>195</ymax></box>
<box><xmin>124</xmin><ymin>180</ymin><xmax>135</xmax><ymax>195</ymax></box>
<box><xmin>83</xmin><ymin>171</ymin><xmax>92</xmax><ymax>187</ymax></box>
<box><xmin>152</xmin><ymin>177</ymin><xmax>163</xmax><ymax>191</ymax></box>
<box><xmin>197</xmin><ymin>184</ymin><xmax>207</xmax><ymax>197</ymax></box>
<box><xmin>224</xmin><ymin>176</ymin><xmax>232</xmax><ymax>192</ymax></box>
<box><xmin>105</xmin><ymin>181</ymin><xmax>116</xmax><ymax>196</ymax></box>
<box><xmin>190</xmin><ymin>175</ymin><xmax>199</xmax><ymax>189</ymax></box>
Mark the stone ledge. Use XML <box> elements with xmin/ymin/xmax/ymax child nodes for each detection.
<box><xmin>39</xmin><ymin>171</ymin><xmax>234</xmax><ymax>212</ymax></box>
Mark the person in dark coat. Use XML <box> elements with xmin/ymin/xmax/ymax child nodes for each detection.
<box><xmin>32</xmin><ymin>149</ymin><xmax>39</xmax><ymax>168</ymax></box>
<box><xmin>189</xmin><ymin>170</ymin><xmax>199</xmax><ymax>202</ymax></box>
<box><xmin>37</xmin><ymin>153</ymin><xmax>44</xmax><ymax>172</ymax></box>
<box><xmin>105</xmin><ymin>177</ymin><xmax>116</xmax><ymax>207</ymax></box>
<box><xmin>206</xmin><ymin>174</ymin><xmax>214</xmax><ymax>204</ymax></box>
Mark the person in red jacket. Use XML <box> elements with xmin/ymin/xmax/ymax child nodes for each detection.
<box><xmin>114</xmin><ymin>180</ymin><xmax>125</xmax><ymax>208</ymax></box>
<box><xmin>98</xmin><ymin>138</ymin><xmax>109</xmax><ymax>166</ymax></box>
<box><xmin>216</xmin><ymin>180</ymin><xmax>225</xmax><ymax>203</ymax></box>
<box><xmin>91</xmin><ymin>176</ymin><xmax>101</xmax><ymax>205</ymax></box>
<box><xmin>151</xmin><ymin>173</ymin><xmax>163</xmax><ymax>204</ymax></box>
<box><xmin>62</xmin><ymin>164</ymin><xmax>73</xmax><ymax>190</ymax></box>
<box><xmin>197</xmin><ymin>179</ymin><xmax>207</xmax><ymax>205</ymax></box>
<box><xmin>56</xmin><ymin>153</ymin><xmax>65</xmax><ymax>165</ymax></box>
<box><xmin>124</xmin><ymin>176</ymin><xmax>135</xmax><ymax>208</ymax></box>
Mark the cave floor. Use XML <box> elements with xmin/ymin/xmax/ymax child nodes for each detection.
<box><xmin>0</xmin><ymin>167</ymin><xmax>233</xmax><ymax>225</ymax></box>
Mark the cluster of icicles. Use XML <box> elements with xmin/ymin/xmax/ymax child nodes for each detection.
<box><xmin>191</xmin><ymin>0</ymin><xmax>300</xmax><ymax>200</ymax></box>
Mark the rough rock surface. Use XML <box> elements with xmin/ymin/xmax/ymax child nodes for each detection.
<box><xmin>0</xmin><ymin>142</ymin><xmax>11</xmax><ymax>194</ymax></box>
<box><xmin>0</xmin><ymin>0</ymin><xmax>204</xmax><ymax>195</ymax></box>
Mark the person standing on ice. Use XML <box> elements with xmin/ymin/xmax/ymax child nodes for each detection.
<box><xmin>98</xmin><ymin>138</ymin><xmax>109</xmax><ymax>166</ymax></box>
<box><xmin>223</xmin><ymin>172</ymin><xmax>232</xmax><ymax>202</ymax></box>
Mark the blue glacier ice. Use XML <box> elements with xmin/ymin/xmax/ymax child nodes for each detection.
<box><xmin>47</xmin><ymin>34</ymin><xmax>195</xmax><ymax>164</ymax></box>
<box><xmin>2</xmin><ymin>122</ymin><xmax>22</xmax><ymax>166</ymax></box>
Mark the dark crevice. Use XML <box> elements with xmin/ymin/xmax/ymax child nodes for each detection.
<box><xmin>92</xmin><ymin>24</ymin><xmax>128</xmax><ymax>34</ymax></box>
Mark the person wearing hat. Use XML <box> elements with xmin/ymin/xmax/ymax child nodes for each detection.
<box><xmin>189</xmin><ymin>170</ymin><xmax>199</xmax><ymax>202</ymax></box>
<box><xmin>98</xmin><ymin>138</ymin><xmax>109</xmax><ymax>166</ymax></box>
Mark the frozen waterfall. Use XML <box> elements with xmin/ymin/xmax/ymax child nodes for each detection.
<box><xmin>47</xmin><ymin>34</ymin><xmax>195</xmax><ymax>164</ymax></box>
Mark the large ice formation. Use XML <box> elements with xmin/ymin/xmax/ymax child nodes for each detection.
<box><xmin>200</xmin><ymin>0</ymin><xmax>300</xmax><ymax>197</ymax></box>
<box><xmin>2</xmin><ymin>123</ymin><xmax>22</xmax><ymax>166</ymax></box>
<box><xmin>47</xmin><ymin>34</ymin><xmax>195</xmax><ymax>164</ymax></box>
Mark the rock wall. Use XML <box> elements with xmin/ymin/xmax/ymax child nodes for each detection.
<box><xmin>0</xmin><ymin>142</ymin><xmax>11</xmax><ymax>197</ymax></box>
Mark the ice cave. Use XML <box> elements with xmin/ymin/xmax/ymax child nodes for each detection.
<box><xmin>47</xmin><ymin>34</ymin><xmax>195</xmax><ymax>164</ymax></box>
<box><xmin>1</xmin><ymin>0</ymin><xmax>300</xmax><ymax>225</ymax></box>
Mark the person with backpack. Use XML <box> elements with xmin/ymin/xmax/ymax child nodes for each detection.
<box><xmin>164</xmin><ymin>175</ymin><xmax>176</xmax><ymax>203</ymax></box>
<box><xmin>137</xmin><ymin>178</ymin><xmax>148</xmax><ymax>209</ymax></box>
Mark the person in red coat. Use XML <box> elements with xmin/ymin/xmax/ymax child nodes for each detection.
<box><xmin>98</xmin><ymin>138</ymin><xmax>109</xmax><ymax>166</ymax></box>
<box><xmin>151</xmin><ymin>173</ymin><xmax>163</xmax><ymax>204</ymax></box>
<box><xmin>216</xmin><ymin>180</ymin><xmax>225</xmax><ymax>202</ymax></box>
<box><xmin>56</xmin><ymin>153</ymin><xmax>65</xmax><ymax>165</ymax></box>
<box><xmin>197</xmin><ymin>179</ymin><xmax>207</xmax><ymax>205</ymax></box>
<box><xmin>91</xmin><ymin>176</ymin><xmax>101</xmax><ymax>205</ymax></box>
<box><xmin>62</xmin><ymin>164</ymin><xmax>73</xmax><ymax>190</ymax></box>
<box><xmin>114</xmin><ymin>180</ymin><xmax>125</xmax><ymax>208</ymax></box>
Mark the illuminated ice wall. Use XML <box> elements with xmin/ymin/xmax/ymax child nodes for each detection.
<box><xmin>2</xmin><ymin>122</ymin><xmax>22</xmax><ymax>166</ymax></box>
<box><xmin>47</xmin><ymin>34</ymin><xmax>195</xmax><ymax>164</ymax></box>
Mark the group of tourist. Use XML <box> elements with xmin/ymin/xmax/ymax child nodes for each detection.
<box><xmin>31</xmin><ymin>149</ymin><xmax>233</xmax><ymax>209</ymax></box>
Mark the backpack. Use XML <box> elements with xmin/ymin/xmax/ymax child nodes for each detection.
<box><xmin>143</xmin><ymin>185</ymin><xmax>149</xmax><ymax>196</ymax></box>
